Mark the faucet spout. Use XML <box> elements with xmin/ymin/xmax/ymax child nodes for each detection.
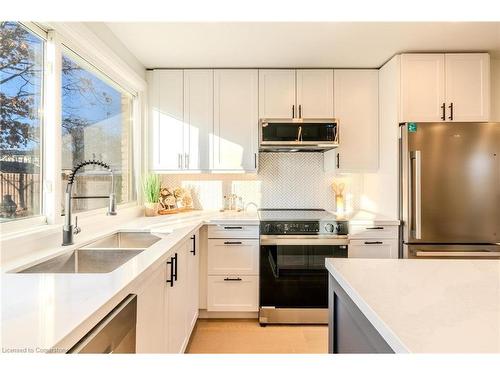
<box><xmin>62</xmin><ymin>160</ymin><xmax>116</xmax><ymax>246</ymax></box>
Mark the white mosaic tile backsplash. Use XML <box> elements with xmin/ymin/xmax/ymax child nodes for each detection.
<box><xmin>161</xmin><ymin>153</ymin><xmax>362</xmax><ymax>212</ymax></box>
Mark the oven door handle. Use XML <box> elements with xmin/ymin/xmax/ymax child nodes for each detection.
<box><xmin>260</xmin><ymin>236</ymin><xmax>349</xmax><ymax>246</ymax></box>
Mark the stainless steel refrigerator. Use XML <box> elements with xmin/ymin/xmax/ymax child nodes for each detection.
<box><xmin>400</xmin><ymin>122</ymin><xmax>500</xmax><ymax>259</ymax></box>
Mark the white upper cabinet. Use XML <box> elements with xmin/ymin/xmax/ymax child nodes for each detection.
<box><xmin>296</xmin><ymin>69</ymin><xmax>334</xmax><ymax>118</ymax></box>
<box><xmin>258</xmin><ymin>69</ymin><xmax>334</xmax><ymax>119</ymax></box>
<box><xmin>148</xmin><ymin>70</ymin><xmax>184</xmax><ymax>170</ymax></box>
<box><xmin>326</xmin><ymin>69</ymin><xmax>379</xmax><ymax>172</ymax></box>
<box><xmin>400</xmin><ymin>53</ymin><xmax>490</xmax><ymax>122</ymax></box>
<box><xmin>183</xmin><ymin>70</ymin><xmax>213</xmax><ymax>170</ymax></box>
<box><xmin>445</xmin><ymin>53</ymin><xmax>490</xmax><ymax>122</ymax></box>
<box><xmin>258</xmin><ymin>69</ymin><xmax>296</xmax><ymax>119</ymax></box>
<box><xmin>213</xmin><ymin>69</ymin><xmax>258</xmax><ymax>171</ymax></box>
<box><xmin>401</xmin><ymin>54</ymin><xmax>446</xmax><ymax>122</ymax></box>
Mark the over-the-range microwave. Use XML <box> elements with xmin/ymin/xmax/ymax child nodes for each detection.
<box><xmin>259</xmin><ymin>118</ymin><xmax>339</xmax><ymax>152</ymax></box>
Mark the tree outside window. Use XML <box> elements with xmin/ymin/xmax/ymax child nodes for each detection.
<box><xmin>0</xmin><ymin>21</ymin><xmax>43</xmax><ymax>221</ymax></box>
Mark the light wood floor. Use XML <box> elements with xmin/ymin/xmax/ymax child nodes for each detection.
<box><xmin>186</xmin><ymin>319</ymin><xmax>328</xmax><ymax>354</ymax></box>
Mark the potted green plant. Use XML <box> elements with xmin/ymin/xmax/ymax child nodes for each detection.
<box><xmin>142</xmin><ymin>174</ymin><xmax>161</xmax><ymax>217</ymax></box>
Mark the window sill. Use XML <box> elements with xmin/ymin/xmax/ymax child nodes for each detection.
<box><xmin>0</xmin><ymin>202</ymin><xmax>139</xmax><ymax>242</ymax></box>
<box><xmin>0</xmin><ymin>216</ymin><xmax>49</xmax><ymax>239</ymax></box>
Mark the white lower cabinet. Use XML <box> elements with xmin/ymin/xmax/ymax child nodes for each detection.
<box><xmin>135</xmin><ymin>265</ymin><xmax>166</xmax><ymax>353</ymax></box>
<box><xmin>186</xmin><ymin>233</ymin><xmax>199</xmax><ymax>333</ymax></box>
<box><xmin>348</xmin><ymin>239</ymin><xmax>399</xmax><ymax>259</ymax></box>
<box><xmin>207</xmin><ymin>239</ymin><xmax>259</xmax><ymax>275</ymax></box>
<box><xmin>206</xmin><ymin>224</ymin><xmax>259</xmax><ymax>313</ymax></box>
<box><xmin>135</xmin><ymin>230</ymin><xmax>199</xmax><ymax>353</ymax></box>
<box><xmin>166</xmin><ymin>242</ymin><xmax>189</xmax><ymax>353</ymax></box>
<box><xmin>348</xmin><ymin>224</ymin><xmax>399</xmax><ymax>259</ymax></box>
<box><xmin>207</xmin><ymin>275</ymin><xmax>259</xmax><ymax>312</ymax></box>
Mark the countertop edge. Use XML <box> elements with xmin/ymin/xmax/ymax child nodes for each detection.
<box><xmin>325</xmin><ymin>259</ymin><xmax>410</xmax><ymax>353</ymax></box>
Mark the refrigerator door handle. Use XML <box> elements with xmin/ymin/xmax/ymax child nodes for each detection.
<box><xmin>410</xmin><ymin>150</ymin><xmax>422</xmax><ymax>240</ymax></box>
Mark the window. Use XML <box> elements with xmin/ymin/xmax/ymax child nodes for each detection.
<box><xmin>61</xmin><ymin>51</ymin><xmax>134</xmax><ymax>214</ymax></box>
<box><xmin>0</xmin><ymin>22</ymin><xmax>44</xmax><ymax>222</ymax></box>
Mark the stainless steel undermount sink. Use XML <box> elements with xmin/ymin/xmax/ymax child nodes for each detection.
<box><xmin>81</xmin><ymin>231</ymin><xmax>162</xmax><ymax>250</ymax></box>
<box><xmin>17</xmin><ymin>249</ymin><xmax>145</xmax><ymax>274</ymax></box>
<box><xmin>15</xmin><ymin>231</ymin><xmax>162</xmax><ymax>274</ymax></box>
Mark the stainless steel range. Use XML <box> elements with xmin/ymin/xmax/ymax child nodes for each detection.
<box><xmin>258</xmin><ymin>209</ymin><xmax>348</xmax><ymax>325</ymax></box>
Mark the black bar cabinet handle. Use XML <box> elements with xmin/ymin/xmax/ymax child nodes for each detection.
<box><xmin>299</xmin><ymin>104</ymin><xmax>302</xmax><ymax>118</ymax></box>
<box><xmin>366</xmin><ymin>226</ymin><xmax>384</xmax><ymax>230</ymax></box>
<box><xmin>254</xmin><ymin>153</ymin><xmax>257</xmax><ymax>169</ymax></box>
<box><xmin>224</xmin><ymin>226</ymin><xmax>243</xmax><ymax>230</ymax></box>
<box><xmin>173</xmin><ymin>252</ymin><xmax>178</xmax><ymax>281</ymax></box>
<box><xmin>166</xmin><ymin>257</ymin><xmax>175</xmax><ymax>287</ymax></box>
<box><xmin>448</xmin><ymin>102</ymin><xmax>454</xmax><ymax>121</ymax></box>
<box><xmin>336</xmin><ymin>153</ymin><xmax>340</xmax><ymax>169</ymax></box>
<box><xmin>364</xmin><ymin>241</ymin><xmax>383</xmax><ymax>245</ymax></box>
<box><xmin>441</xmin><ymin>102</ymin><xmax>446</xmax><ymax>121</ymax></box>
<box><xmin>190</xmin><ymin>235</ymin><xmax>196</xmax><ymax>256</ymax></box>
<box><xmin>224</xmin><ymin>241</ymin><xmax>242</xmax><ymax>245</ymax></box>
<box><xmin>292</xmin><ymin>105</ymin><xmax>295</xmax><ymax>118</ymax></box>
<box><xmin>224</xmin><ymin>277</ymin><xmax>242</xmax><ymax>281</ymax></box>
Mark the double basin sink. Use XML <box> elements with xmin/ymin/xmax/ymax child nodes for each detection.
<box><xmin>16</xmin><ymin>231</ymin><xmax>163</xmax><ymax>274</ymax></box>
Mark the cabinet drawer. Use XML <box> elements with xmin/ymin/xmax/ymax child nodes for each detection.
<box><xmin>349</xmin><ymin>224</ymin><xmax>398</xmax><ymax>239</ymax></box>
<box><xmin>207</xmin><ymin>224</ymin><xmax>259</xmax><ymax>239</ymax></box>
<box><xmin>349</xmin><ymin>239</ymin><xmax>399</xmax><ymax>259</ymax></box>
<box><xmin>207</xmin><ymin>239</ymin><xmax>259</xmax><ymax>275</ymax></box>
<box><xmin>207</xmin><ymin>275</ymin><xmax>258</xmax><ymax>312</ymax></box>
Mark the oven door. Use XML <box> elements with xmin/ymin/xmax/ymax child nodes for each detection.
<box><xmin>259</xmin><ymin>236</ymin><xmax>347</xmax><ymax>309</ymax></box>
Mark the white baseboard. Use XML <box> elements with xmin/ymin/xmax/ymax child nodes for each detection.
<box><xmin>198</xmin><ymin>309</ymin><xmax>258</xmax><ymax>319</ymax></box>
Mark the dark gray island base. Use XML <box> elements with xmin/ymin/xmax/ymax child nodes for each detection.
<box><xmin>328</xmin><ymin>274</ymin><xmax>394</xmax><ymax>353</ymax></box>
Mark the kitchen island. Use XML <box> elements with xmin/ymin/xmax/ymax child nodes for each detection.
<box><xmin>326</xmin><ymin>258</ymin><xmax>500</xmax><ymax>353</ymax></box>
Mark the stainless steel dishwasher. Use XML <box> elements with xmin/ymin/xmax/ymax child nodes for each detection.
<box><xmin>68</xmin><ymin>294</ymin><xmax>137</xmax><ymax>353</ymax></box>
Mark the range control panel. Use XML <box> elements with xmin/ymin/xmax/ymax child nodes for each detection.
<box><xmin>260</xmin><ymin>221</ymin><xmax>348</xmax><ymax>235</ymax></box>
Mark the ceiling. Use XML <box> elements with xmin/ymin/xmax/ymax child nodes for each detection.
<box><xmin>105</xmin><ymin>22</ymin><xmax>500</xmax><ymax>69</ymax></box>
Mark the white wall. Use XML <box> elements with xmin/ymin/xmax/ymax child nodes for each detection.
<box><xmin>85</xmin><ymin>22</ymin><xmax>146</xmax><ymax>81</ymax></box>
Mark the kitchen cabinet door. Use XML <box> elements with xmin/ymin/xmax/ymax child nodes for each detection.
<box><xmin>329</xmin><ymin>69</ymin><xmax>379</xmax><ymax>172</ymax></box>
<box><xmin>258</xmin><ymin>69</ymin><xmax>296</xmax><ymax>119</ymax></box>
<box><xmin>207</xmin><ymin>275</ymin><xmax>259</xmax><ymax>312</ymax></box>
<box><xmin>207</xmin><ymin>239</ymin><xmax>259</xmax><ymax>275</ymax></box>
<box><xmin>296</xmin><ymin>69</ymin><xmax>334</xmax><ymax>118</ymax></box>
<box><xmin>166</xmin><ymin>243</ymin><xmax>189</xmax><ymax>353</ymax></box>
<box><xmin>400</xmin><ymin>54</ymin><xmax>446</xmax><ymax>122</ymax></box>
<box><xmin>213</xmin><ymin>69</ymin><xmax>258</xmax><ymax>171</ymax></box>
<box><xmin>183</xmin><ymin>70</ymin><xmax>213</xmax><ymax>170</ymax></box>
<box><xmin>148</xmin><ymin>70</ymin><xmax>184</xmax><ymax>170</ymax></box>
<box><xmin>348</xmin><ymin>239</ymin><xmax>399</xmax><ymax>259</ymax></box>
<box><xmin>135</xmin><ymin>265</ymin><xmax>166</xmax><ymax>353</ymax></box>
<box><xmin>186</xmin><ymin>232</ymin><xmax>200</xmax><ymax>335</ymax></box>
<box><xmin>445</xmin><ymin>53</ymin><xmax>490</xmax><ymax>122</ymax></box>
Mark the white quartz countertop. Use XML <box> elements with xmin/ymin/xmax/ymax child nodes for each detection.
<box><xmin>325</xmin><ymin>258</ymin><xmax>500</xmax><ymax>353</ymax></box>
<box><xmin>0</xmin><ymin>210</ymin><xmax>258</xmax><ymax>353</ymax></box>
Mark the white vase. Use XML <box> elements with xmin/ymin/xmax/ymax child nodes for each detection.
<box><xmin>144</xmin><ymin>202</ymin><xmax>159</xmax><ymax>217</ymax></box>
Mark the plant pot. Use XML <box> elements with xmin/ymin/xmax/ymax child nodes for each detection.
<box><xmin>144</xmin><ymin>202</ymin><xmax>159</xmax><ymax>217</ymax></box>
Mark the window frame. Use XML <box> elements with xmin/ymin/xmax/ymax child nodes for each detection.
<box><xmin>0</xmin><ymin>22</ymin><xmax>144</xmax><ymax>235</ymax></box>
<box><xmin>59</xmin><ymin>46</ymin><xmax>137</xmax><ymax>215</ymax></box>
<box><xmin>0</xmin><ymin>22</ymin><xmax>48</xmax><ymax>230</ymax></box>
